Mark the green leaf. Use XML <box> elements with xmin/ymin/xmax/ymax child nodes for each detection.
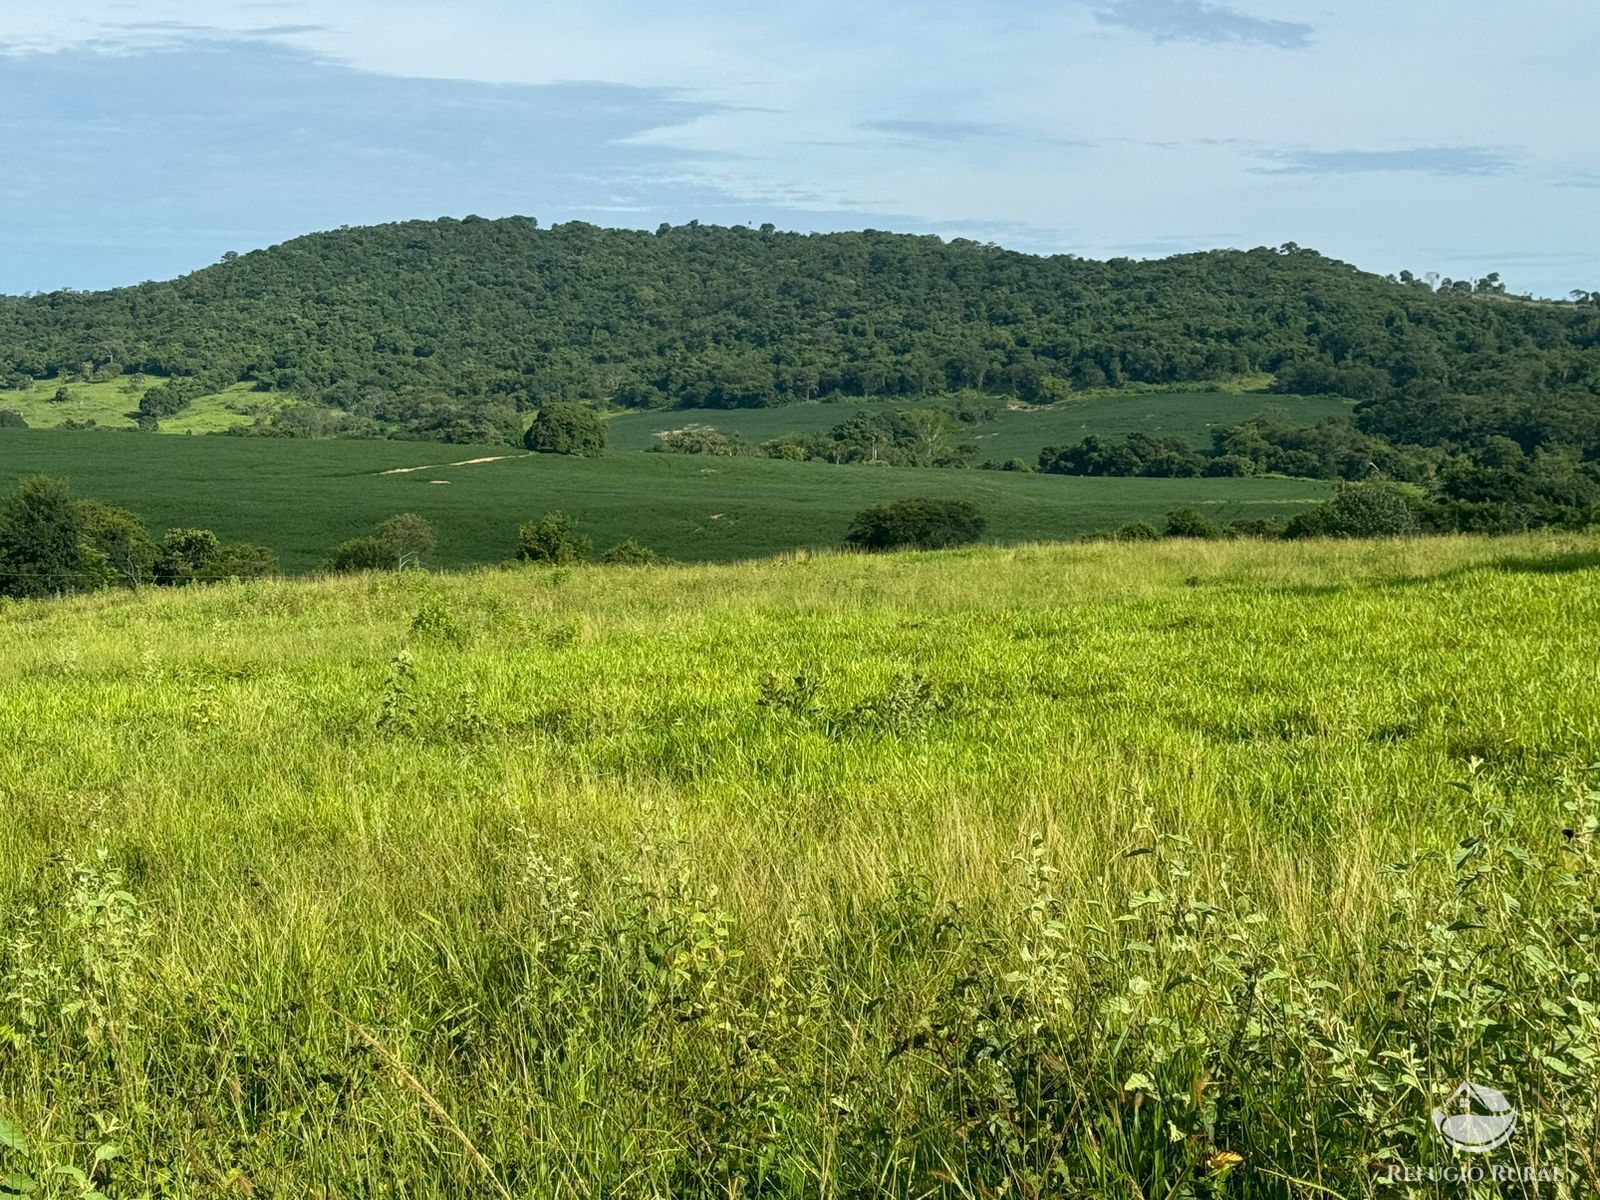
<box><xmin>0</xmin><ymin>1171</ymin><xmax>37</xmax><ymax>1196</ymax></box>
<box><xmin>0</xmin><ymin>1119</ymin><xmax>28</xmax><ymax>1157</ymax></box>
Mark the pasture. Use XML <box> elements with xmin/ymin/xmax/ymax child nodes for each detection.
<box><xmin>0</xmin><ymin>379</ymin><xmax>284</xmax><ymax>434</ymax></box>
<box><xmin>0</xmin><ymin>429</ymin><xmax>1328</xmax><ymax>569</ymax></box>
<box><xmin>0</xmin><ymin>535</ymin><xmax>1596</xmax><ymax>1195</ymax></box>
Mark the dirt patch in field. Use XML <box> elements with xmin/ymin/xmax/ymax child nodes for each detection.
<box><xmin>379</xmin><ymin>453</ymin><xmax>529</xmax><ymax>475</ymax></box>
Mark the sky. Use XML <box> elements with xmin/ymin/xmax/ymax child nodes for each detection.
<box><xmin>1</xmin><ymin>1</ymin><xmax>1596</xmax><ymax>296</ymax></box>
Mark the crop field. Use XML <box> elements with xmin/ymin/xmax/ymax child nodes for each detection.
<box><xmin>0</xmin><ymin>429</ymin><xmax>1327</xmax><ymax>570</ymax></box>
<box><xmin>605</xmin><ymin>391</ymin><xmax>1355</xmax><ymax>460</ymax></box>
<box><xmin>1</xmin><ymin>535</ymin><xmax>1598</xmax><ymax>1196</ymax></box>
<box><xmin>0</xmin><ymin>380</ymin><xmax>286</xmax><ymax>434</ymax></box>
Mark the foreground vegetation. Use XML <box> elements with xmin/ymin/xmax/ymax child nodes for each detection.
<box><xmin>2</xmin><ymin>536</ymin><xmax>1598</xmax><ymax>1196</ymax></box>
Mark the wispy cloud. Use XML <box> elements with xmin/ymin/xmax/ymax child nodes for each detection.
<box><xmin>858</xmin><ymin>119</ymin><xmax>1090</xmax><ymax>152</ymax></box>
<box><xmin>1252</xmin><ymin>146</ymin><xmax>1517</xmax><ymax>177</ymax></box>
<box><xmin>1092</xmin><ymin>0</ymin><xmax>1313</xmax><ymax>49</ymax></box>
<box><xmin>858</xmin><ymin>118</ymin><xmax>1002</xmax><ymax>144</ymax></box>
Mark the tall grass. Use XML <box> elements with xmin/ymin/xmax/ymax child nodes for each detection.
<box><xmin>1</xmin><ymin>535</ymin><xmax>1597</xmax><ymax>1196</ymax></box>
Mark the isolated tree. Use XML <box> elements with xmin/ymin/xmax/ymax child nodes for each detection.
<box><xmin>77</xmin><ymin>499</ymin><xmax>157</xmax><ymax>588</ymax></box>
<box><xmin>898</xmin><ymin>409</ymin><xmax>960</xmax><ymax>467</ymax></box>
<box><xmin>0</xmin><ymin>476</ymin><xmax>87</xmax><ymax>598</ymax></box>
<box><xmin>524</xmin><ymin>403</ymin><xmax>607</xmax><ymax>456</ymax></box>
<box><xmin>373</xmin><ymin>513</ymin><xmax>437</xmax><ymax>569</ymax></box>
<box><xmin>844</xmin><ymin>498</ymin><xmax>986</xmax><ymax>551</ymax></box>
<box><xmin>516</xmin><ymin>512</ymin><xmax>591</xmax><ymax>563</ymax></box>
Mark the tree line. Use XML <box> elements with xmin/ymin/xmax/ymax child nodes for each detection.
<box><xmin>0</xmin><ymin>477</ymin><xmax>278</xmax><ymax>598</ymax></box>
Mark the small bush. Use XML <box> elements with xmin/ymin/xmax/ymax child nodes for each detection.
<box><xmin>205</xmin><ymin>542</ymin><xmax>279</xmax><ymax>581</ymax></box>
<box><xmin>845</xmin><ymin>498</ymin><xmax>987</xmax><ymax>552</ymax></box>
<box><xmin>517</xmin><ymin>512</ymin><xmax>592</xmax><ymax>564</ymax></box>
<box><xmin>600</xmin><ymin>538</ymin><xmax>660</xmax><ymax>565</ymax></box>
<box><xmin>1113</xmin><ymin>520</ymin><xmax>1161</xmax><ymax>541</ymax></box>
<box><xmin>1227</xmin><ymin>517</ymin><xmax>1289</xmax><ymax>539</ymax></box>
<box><xmin>327</xmin><ymin>536</ymin><xmax>391</xmax><ymax>573</ymax></box>
<box><xmin>651</xmin><ymin>425</ymin><xmax>736</xmax><ymax>456</ymax></box>
<box><xmin>0</xmin><ymin>409</ymin><xmax>26</xmax><ymax>429</ymax></box>
<box><xmin>1163</xmin><ymin>507</ymin><xmax>1223</xmax><ymax>539</ymax></box>
<box><xmin>410</xmin><ymin>596</ymin><xmax>467</xmax><ymax>645</ymax></box>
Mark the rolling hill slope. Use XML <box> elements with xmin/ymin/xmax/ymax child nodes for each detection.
<box><xmin>3</xmin><ymin>219</ymin><xmax>1595</xmax><ymax>444</ymax></box>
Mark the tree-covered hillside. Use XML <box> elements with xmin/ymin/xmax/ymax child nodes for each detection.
<box><xmin>3</xmin><ymin>218</ymin><xmax>1596</xmax><ymax>445</ymax></box>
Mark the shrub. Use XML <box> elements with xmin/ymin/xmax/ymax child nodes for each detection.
<box><xmin>328</xmin><ymin>536</ymin><xmax>391</xmax><ymax>573</ymax></box>
<box><xmin>1227</xmin><ymin>517</ymin><xmax>1289</xmax><ymax>539</ymax></box>
<box><xmin>206</xmin><ymin>542</ymin><xmax>278</xmax><ymax>581</ymax></box>
<box><xmin>1284</xmin><ymin>481</ymin><xmax>1427</xmax><ymax>539</ymax></box>
<box><xmin>154</xmin><ymin>528</ymin><xmax>221</xmax><ymax>585</ymax></box>
<box><xmin>0</xmin><ymin>409</ymin><xmax>26</xmax><ymax>429</ymax></box>
<box><xmin>517</xmin><ymin>512</ymin><xmax>592</xmax><ymax>564</ymax></box>
<box><xmin>600</xmin><ymin>538</ymin><xmax>660</xmax><ymax>565</ymax></box>
<box><xmin>1113</xmin><ymin>520</ymin><xmax>1161</xmax><ymax>541</ymax></box>
<box><xmin>651</xmin><ymin>425</ymin><xmax>735</xmax><ymax>455</ymax></box>
<box><xmin>524</xmin><ymin>403</ymin><xmax>607</xmax><ymax>456</ymax></box>
<box><xmin>845</xmin><ymin>498</ymin><xmax>987</xmax><ymax>551</ymax></box>
<box><xmin>760</xmin><ymin>437</ymin><xmax>809</xmax><ymax>461</ymax></box>
<box><xmin>1162</xmin><ymin>507</ymin><xmax>1223</xmax><ymax>539</ymax></box>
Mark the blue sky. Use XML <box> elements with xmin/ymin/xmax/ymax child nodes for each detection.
<box><xmin>2</xmin><ymin>1</ymin><xmax>1596</xmax><ymax>296</ymax></box>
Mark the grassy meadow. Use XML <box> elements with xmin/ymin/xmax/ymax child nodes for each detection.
<box><xmin>0</xmin><ymin>429</ymin><xmax>1328</xmax><ymax>570</ymax></box>
<box><xmin>0</xmin><ymin>381</ymin><xmax>285</xmax><ymax>434</ymax></box>
<box><xmin>2</xmin><ymin>534</ymin><xmax>1598</xmax><ymax>1196</ymax></box>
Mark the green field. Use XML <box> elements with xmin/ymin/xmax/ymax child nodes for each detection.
<box><xmin>0</xmin><ymin>429</ymin><xmax>1328</xmax><ymax>569</ymax></box>
<box><xmin>2</xmin><ymin>535</ymin><xmax>1597</xmax><ymax>1195</ymax></box>
<box><xmin>0</xmin><ymin>379</ymin><xmax>287</xmax><ymax>433</ymax></box>
<box><xmin>605</xmin><ymin>391</ymin><xmax>1355</xmax><ymax>460</ymax></box>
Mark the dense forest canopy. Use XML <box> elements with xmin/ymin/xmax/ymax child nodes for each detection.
<box><xmin>2</xmin><ymin>217</ymin><xmax>1597</xmax><ymax>447</ymax></box>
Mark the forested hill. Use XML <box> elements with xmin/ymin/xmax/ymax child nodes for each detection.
<box><xmin>2</xmin><ymin>217</ymin><xmax>1598</xmax><ymax>435</ymax></box>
